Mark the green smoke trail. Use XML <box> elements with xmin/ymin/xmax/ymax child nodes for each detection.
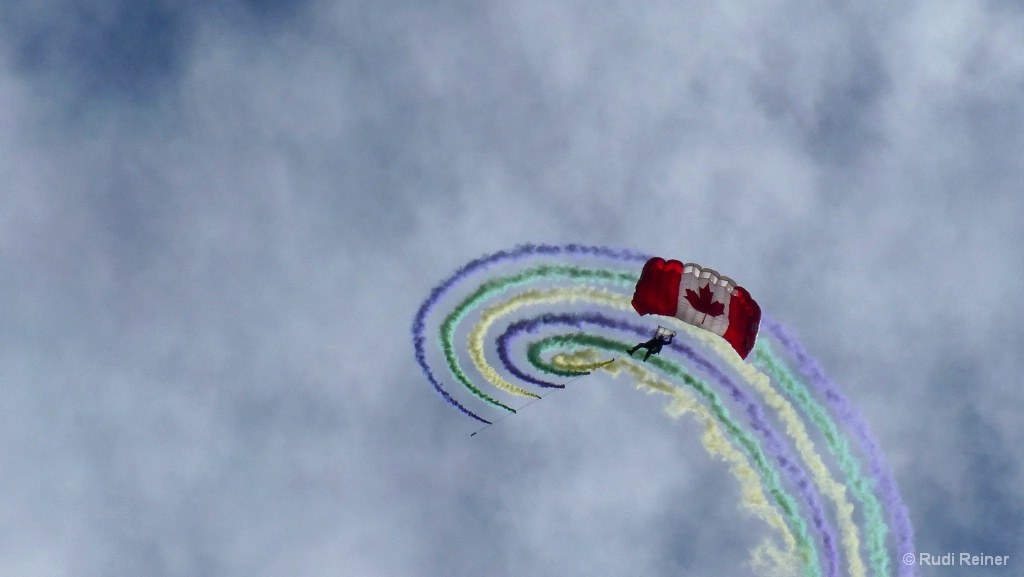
<box><xmin>754</xmin><ymin>343</ymin><xmax>891</xmax><ymax>577</ymax></box>
<box><xmin>476</xmin><ymin>288</ymin><xmax>868</xmax><ymax>577</ymax></box>
<box><xmin>552</xmin><ymin>348</ymin><xmax>801</xmax><ymax>577</ymax></box>
<box><xmin>528</xmin><ymin>333</ymin><xmax>821</xmax><ymax>577</ymax></box>
<box><xmin>439</xmin><ymin>265</ymin><xmax>636</xmax><ymax>411</ymax></box>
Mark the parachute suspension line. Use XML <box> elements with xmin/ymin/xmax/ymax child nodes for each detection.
<box><xmin>469</xmin><ymin>354</ymin><xmax>623</xmax><ymax>437</ymax></box>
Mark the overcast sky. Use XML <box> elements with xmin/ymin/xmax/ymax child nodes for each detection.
<box><xmin>1</xmin><ymin>1</ymin><xmax>1022</xmax><ymax>576</ymax></box>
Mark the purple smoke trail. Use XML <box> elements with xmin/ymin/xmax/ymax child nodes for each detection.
<box><xmin>412</xmin><ymin>244</ymin><xmax>649</xmax><ymax>424</ymax></box>
<box><xmin>497</xmin><ymin>311</ymin><xmax>840</xmax><ymax>577</ymax></box>
<box><xmin>763</xmin><ymin>316</ymin><xmax>917</xmax><ymax>577</ymax></box>
<box><xmin>495</xmin><ymin>318</ymin><xmax>566</xmax><ymax>389</ymax></box>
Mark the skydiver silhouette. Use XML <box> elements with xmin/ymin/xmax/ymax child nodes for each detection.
<box><xmin>627</xmin><ymin>333</ymin><xmax>674</xmax><ymax>361</ymax></box>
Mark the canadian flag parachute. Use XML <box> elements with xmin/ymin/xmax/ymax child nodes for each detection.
<box><xmin>631</xmin><ymin>257</ymin><xmax>761</xmax><ymax>358</ymax></box>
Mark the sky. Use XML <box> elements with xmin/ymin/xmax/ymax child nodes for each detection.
<box><xmin>1</xmin><ymin>1</ymin><xmax>1022</xmax><ymax>576</ymax></box>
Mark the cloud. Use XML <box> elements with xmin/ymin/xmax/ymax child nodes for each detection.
<box><xmin>0</xmin><ymin>0</ymin><xmax>1022</xmax><ymax>575</ymax></box>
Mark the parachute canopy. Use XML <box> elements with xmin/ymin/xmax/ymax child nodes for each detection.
<box><xmin>631</xmin><ymin>257</ymin><xmax>761</xmax><ymax>358</ymax></box>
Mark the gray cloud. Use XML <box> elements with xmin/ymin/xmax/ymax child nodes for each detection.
<box><xmin>1</xmin><ymin>0</ymin><xmax>1022</xmax><ymax>575</ymax></box>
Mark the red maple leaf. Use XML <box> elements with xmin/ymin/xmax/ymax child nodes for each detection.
<box><xmin>685</xmin><ymin>284</ymin><xmax>725</xmax><ymax>317</ymax></box>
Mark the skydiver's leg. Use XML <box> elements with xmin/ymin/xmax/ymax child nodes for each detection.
<box><xmin>643</xmin><ymin>349</ymin><xmax>653</xmax><ymax>361</ymax></box>
<box><xmin>627</xmin><ymin>343</ymin><xmax>642</xmax><ymax>355</ymax></box>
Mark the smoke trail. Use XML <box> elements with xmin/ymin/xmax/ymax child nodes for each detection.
<box><xmin>438</xmin><ymin>265</ymin><xmax>637</xmax><ymax>411</ymax></box>
<box><xmin>498</xmin><ymin>314</ymin><xmax>839</xmax><ymax>577</ymax></box>
<box><xmin>467</xmin><ymin>286</ymin><xmax>633</xmax><ymax>397</ymax></box>
<box><xmin>497</xmin><ymin>315</ymin><xmax>577</xmax><ymax>389</ymax></box>
<box><xmin>411</xmin><ymin>244</ymin><xmax>647</xmax><ymax>423</ymax></box>
<box><xmin>754</xmin><ymin>343</ymin><xmax>890</xmax><ymax>577</ymax></box>
<box><xmin>671</xmin><ymin>324</ymin><xmax>869</xmax><ymax>577</ymax></box>
<box><xmin>414</xmin><ymin>246</ymin><xmax>915</xmax><ymax>577</ymax></box>
<box><xmin>470</xmin><ymin>285</ymin><xmax>869</xmax><ymax>577</ymax></box>
<box><xmin>552</xmin><ymin>348</ymin><xmax>802</xmax><ymax>577</ymax></box>
<box><xmin>763</xmin><ymin>318</ymin><xmax>917</xmax><ymax>577</ymax></box>
<box><xmin>737</xmin><ymin>358</ymin><xmax>868</xmax><ymax>577</ymax></box>
<box><xmin>527</xmin><ymin>333</ymin><xmax>820</xmax><ymax>577</ymax></box>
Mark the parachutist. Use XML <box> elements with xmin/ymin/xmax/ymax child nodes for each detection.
<box><xmin>627</xmin><ymin>332</ymin><xmax>673</xmax><ymax>361</ymax></box>
<box><xmin>631</xmin><ymin>257</ymin><xmax>760</xmax><ymax>358</ymax></box>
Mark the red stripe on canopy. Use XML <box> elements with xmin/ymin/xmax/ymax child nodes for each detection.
<box><xmin>631</xmin><ymin>257</ymin><xmax>683</xmax><ymax>317</ymax></box>
<box><xmin>723</xmin><ymin>286</ymin><xmax>761</xmax><ymax>358</ymax></box>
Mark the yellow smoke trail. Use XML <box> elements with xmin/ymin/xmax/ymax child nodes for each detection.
<box><xmin>466</xmin><ymin>286</ymin><xmax>631</xmax><ymax>398</ymax></box>
<box><xmin>676</xmin><ymin>326</ymin><xmax>868</xmax><ymax>577</ymax></box>
<box><xmin>468</xmin><ymin>286</ymin><xmax>865</xmax><ymax>577</ymax></box>
<box><xmin>550</xmin><ymin>349</ymin><xmax>800</xmax><ymax>577</ymax></box>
